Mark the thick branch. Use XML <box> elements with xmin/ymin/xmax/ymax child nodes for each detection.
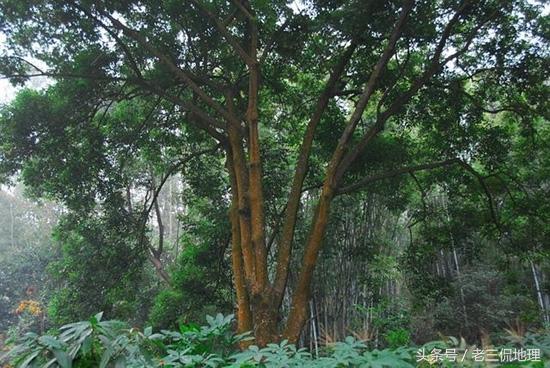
<box><xmin>226</xmin><ymin>93</ymin><xmax>256</xmax><ymax>288</ymax></box>
<box><xmin>244</xmin><ymin>6</ymin><xmax>269</xmax><ymax>292</ymax></box>
<box><xmin>335</xmin><ymin>0</ymin><xmax>472</xmax><ymax>180</ymax></box>
<box><xmin>272</xmin><ymin>41</ymin><xmax>357</xmax><ymax>306</ymax></box>
<box><xmin>283</xmin><ymin>0</ymin><xmax>414</xmax><ymax>343</ymax></box>
<box><xmin>457</xmin><ymin>160</ymin><xmax>501</xmax><ymax>231</ymax></box>
<box><xmin>190</xmin><ymin>0</ymin><xmax>256</xmax><ymax>66</ymax></box>
<box><xmin>102</xmin><ymin>11</ymin><xmax>235</xmax><ymax>125</ymax></box>
<box><xmin>231</xmin><ymin>0</ymin><xmax>254</xmax><ymax>20</ymax></box>
<box><xmin>333</xmin><ymin>0</ymin><xmax>414</xmax><ymax>159</ymax></box>
<box><xmin>73</xmin><ymin>4</ymin><xmax>144</xmax><ymax>79</ymax></box>
<box><xmin>133</xmin><ymin>80</ymin><xmax>227</xmax><ymax>142</ymax></box>
<box><xmin>337</xmin><ymin>158</ymin><xmax>460</xmax><ymax>194</ymax></box>
<box><xmin>227</xmin><ymin>154</ymin><xmax>253</xmax><ymax>339</ymax></box>
<box><xmin>336</xmin><ymin>158</ymin><xmax>501</xmax><ymax>230</ymax></box>
<box><xmin>0</xmin><ymin>72</ymin><xmax>124</xmax><ymax>82</ymax></box>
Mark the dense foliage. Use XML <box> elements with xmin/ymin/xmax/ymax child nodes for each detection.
<box><xmin>3</xmin><ymin>313</ymin><xmax>549</xmax><ymax>367</ymax></box>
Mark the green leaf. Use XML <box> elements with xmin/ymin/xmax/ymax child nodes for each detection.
<box><xmin>52</xmin><ymin>349</ymin><xmax>72</xmax><ymax>368</ymax></box>
<box><xmin>81</xmin><ymin>335</ymin><xmax>92</xmax><ymax>356</ymax></box>
<box><xmin>144</xmin><ymin>326</ymin><xmax>152</xmax><ymax>337</ymax></box>
<box><xmin>99</xmin><ymin>346</ymin><xmax>115</xmax><ymax>368</ymax></box>
<box><xmin>19</xmin><ymin>350</ymin><xmax>40</xmax><ymax>368</ymax></box>
<box><xmin>38</xmin><ymin>335</ymin><xmax>63</xmax><ymax>350</ymax></box>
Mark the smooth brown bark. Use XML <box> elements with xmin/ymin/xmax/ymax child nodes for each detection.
<box><xmin>251</xmin><ymin>299</ymin><xmax>278</xmax><ymax>347</ymax></box>
<box><xmin>227</xmin><ymin>105</ymin><xmax>256</xmax><ymax>288</ymax></box>
<box><xmin>283</xmin><ymin>0</ymin><xmax>415</xmax><ymax>342</ymax></box>
<box><xmin>272</xmin><ymin>42</ymin><xmax>358</xmax><ymax>309</ymax></box>
<box><xmin>228</xmin><ymin>159</ymin><xmax>253</xmax><ymax>339</ymax></box>
<box><xmin>246</xmin><ymin>27</ymin><xmax>269</xmax><ymax>292</ymax></box>
<box><xmin>283</xmin><ymin>188</ymin><xmax>335</xmax><ymax>342</ymax></box>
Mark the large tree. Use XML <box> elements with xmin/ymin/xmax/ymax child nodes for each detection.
<box><xmin>0</xmin><ymin>0</ymin><xmax>547</xmax><ymax>344</ymax></box>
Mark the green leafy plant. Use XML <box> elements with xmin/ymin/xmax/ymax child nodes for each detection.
<box><xmin>384</xmin><ymin>328</ymin><xmax>411</xmax><ymax>349</ymax></box>
<box><xmin>4</xmin><ymin>313</ymin><xmax>549</xmax><ymax>367</ymax></box>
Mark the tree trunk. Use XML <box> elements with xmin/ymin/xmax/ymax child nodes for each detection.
<box><xmin>284</xmin><ymin>189</ymin><xmax>335</xmax><ymax>342</ymax></box>
<box><xmin>229</xmin><ymin>175</ymin><xmax>252</xmax><ymax>339</ymax></box>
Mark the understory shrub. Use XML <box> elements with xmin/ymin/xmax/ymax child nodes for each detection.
<box><xmin>2</xmin><ymin>313</ymin><xmax>548</xmax><ymax>367</ymax></box>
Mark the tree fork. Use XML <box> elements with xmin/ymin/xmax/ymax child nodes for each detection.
<box><xmin>282</xmin><ymin>0</ymin><xmax>414</xmax><ymax>341</ymax></box>
<box><xmin>227</xmin><ymin>90</ymin><xmax>275</xmax><ymax>345</ymax></box>
<box><xmin>272</xmin><ymin>41</ymin><xmax>358</xmax><ymax>309</ymax></box>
